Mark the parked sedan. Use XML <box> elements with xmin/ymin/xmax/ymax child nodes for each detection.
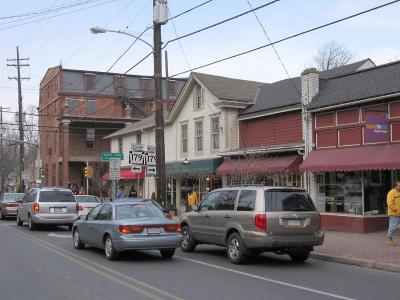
<box><xmin>0</xmin><ymin>193</ymin><xmax>24</xmax><ymax>219</ymax></box>
<box><xmin>72</xmin><ymin>200</ymin><xmax>183</xmax><ymax>260</ymax></box>
<box><xmin>75</xmin><ymin>195</ymin><xmax>101</xmax><ymax>216</ymax></box>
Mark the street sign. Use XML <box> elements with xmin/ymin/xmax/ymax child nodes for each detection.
<box><xmin>147</xmin><ymin>166</ymin><xmax>156</xmax><ymax>176</ymax></box>
<box><xmin>35</xmin><ymin>159</ymin><xmax>42</xmax><ymax>168</ymax></box>
<box><xmin>131</xmin><ymin>165</ymin><xmax>142</xmax><ymax>173</ymax></box>
<box><xmin>109</xmin><ymin>158</ymin><xmax>121</xmax><ymax>180</ymax></box>
<box><xmin>145</xmin><ymin>152</ymin><xmax>156</xmax><ymax>166</ymax></box>
<box><xmin>147</xmin><ymin>145</ymin><xmax>156</xmax><ymax>152</ymax></box>
<box><xmin>129</xmin><ymin>150</ymin><xmax>145</xmax><ymax>164</ymax></box>
<box><xmin>131</xmin><ymin>144</ymin><xmax>144</xmax><ymax>151</ymax></box>
<box><xmin>22</xmin><ymin>171</ymin><xmax>31</xmax><ymax>181</ymax></box>
<box><xmin>102</xmin><ymin>152</ymin><xmax>124</xmax><ymax>161</ymax></box>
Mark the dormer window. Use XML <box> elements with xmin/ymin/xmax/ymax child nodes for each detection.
<box><xmin>194</xmin><ymin>84</ymin><xmax>204</xmax><ymax>111</ymax></box>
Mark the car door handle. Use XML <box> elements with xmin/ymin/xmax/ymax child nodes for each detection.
<box><xmin>224</xmin><ymin>215</ymin><xmax>230</xmax><ymax>219</ymax></box>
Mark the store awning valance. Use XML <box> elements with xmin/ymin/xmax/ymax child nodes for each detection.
<box><xmin>101</xmin><ymin>167</ymin><xmax>145</xmax><ymax>180</ymax></box>
<box><xmin>300</xmin><ymin>144</ymin><xmax>400</xmax><ymax>172</ymax></box>
<box><xmin>166</xmin><ymin>158</ymin><xmax>222</xmax><ymax>176</ymax></box>
<box><xmin>216</xmin><ymin>155</ymin><xmax>302</xmax><ymax>176</ymax></box>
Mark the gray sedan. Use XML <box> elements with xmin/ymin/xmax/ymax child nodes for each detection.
<box><xmin>72</xmin><ymin>200</ymin><xmax>183</xmax><ymax>260</ymax></box>
<box><xmin>0</xmin><ymin>193</ymin><xmax>24</xmax><ymax>219</ymax></box>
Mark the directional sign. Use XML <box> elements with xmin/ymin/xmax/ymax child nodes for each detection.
<box><xmin>22</xmin><ymin>171</ymin><xmax>31</xmax><ymax>181</ymax></box>
<box><xmin>147</xmin><ymin>166</ymin><xmax>156</xmax><ymax>176</ymax></box>
<box><xmin>131</xmin><ymin>165</ymin><xmax>142</xmax><ymax>173</ymax></box>
<box><xmin>103</xmin><ymin>152</ymin><xmax>124</xmax><ymax>161</ymax></box>
<box><xmin>129</xmin><ymin>150</ymin><xmax>145</xmax><ymax>165</ymax></box>
<box><xmin>147</xmin><ymin>145</ymin><xmax>156</xmax><ymax>152</ymax></box>
<box><xmin>145</xmin><ymin>152</ymin><xmax>156</xmax><ymax>166</ymax></box>
<box><xmin>131</xmin><ymin>144</ymin><xmax>144</xmax><ymax>151</ymax></box>
<box><xmin>109</xmin><ymin>158</ymin><xmax>121</xmax><ymax>180</ymax></box>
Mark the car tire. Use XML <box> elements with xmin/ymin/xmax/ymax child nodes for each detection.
<box><xmin>0</xmin><ymin>209</ymin><xmax>5</xmax><ymax>220</ymax></box>
<box><xmin>73</xmin><ymin>229</ymin><xmax>85</xmax><ymax>250</ymax></box>
<box><xmin>160</xmin><ymin>248</ymin><xmax>175</xmax><ymax>259</ymax></box>
<box><xmin>227</xmin><ymin>232</ymin><xmax>248</xmax><ymax>265</ymax></box>
<box><xmin>67</xmin><ymin>224</ymin><xmax>73</xmax><ymax>231</ymax></box>
<box><xmin>180</xmin><ymin>226</ymin><xmax>196</xmax><ymax>252</ymax></box>
<box><xmin>289</xmin><ymin>250</ymin><xmax>310</xmax><ymax>263</ymax></box>
<box><xmin>104</xmin><ymin>236</ymin><xmax>119</xmax><ymax>260</ymax></box>
<box><xmin>16</xmin><ymin>213</ymin><xmax>23</xmax><ymax>226</ymax></box>
<box><xmin>28</xmin><ymin>215</ymin><xmax>36</xmax><ymax>231</ymax></box>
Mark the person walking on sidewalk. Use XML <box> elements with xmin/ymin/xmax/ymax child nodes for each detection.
<box><xmin>387</xmin><ymin>180</ymin><xmax>400</xmax><ymax>246</ymax></box>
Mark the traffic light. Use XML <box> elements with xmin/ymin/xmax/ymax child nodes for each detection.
<box><xmin>84</xmin><ymin>166</ymin><xmax>88</xmax><ymax>177</ymax></box>
<box><xmin>40</xmin><ymin>169</ymin><xmax>45</xmax><ymax>178</ymax></box>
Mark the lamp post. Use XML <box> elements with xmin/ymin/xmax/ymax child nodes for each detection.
<box><xmin>90</xmin><ymin>27</ymin><xmax>154</xmax><ymax>50</ymax></box>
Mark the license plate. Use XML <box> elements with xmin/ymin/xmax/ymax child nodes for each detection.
<box><xmin>288</xmin><ymin>219</ymin><xmax>301</xmax><ymax>227</ymax></box>
<box><xmin>51</xmin><ymin>207</ymin><xmax>67</xmax><ymax>213</ymax></box>
<box><xmin>147</xmin><ymin>227</ymin><xmax>161</xmax><ymax>235</ymax></box>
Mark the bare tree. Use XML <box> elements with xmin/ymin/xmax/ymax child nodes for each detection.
<box><xmin>313</xmin><ymin>41</ymin><xmax>356</xmax><ymax>71</ymax></box>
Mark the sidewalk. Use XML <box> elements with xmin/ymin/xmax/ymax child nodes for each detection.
<box><xmin>312</xmin><ymin>230</ymin><xmax>400</xmax><ymax>273</ymax></box>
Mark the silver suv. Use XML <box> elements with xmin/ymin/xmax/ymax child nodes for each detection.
<box><xmin>16</xmin><ymin>187</ymin><xmax>77</xmax><ymax>230</ymax></box>
<box><xmin>180</xmin><ymin>186</ymin><xmax>324</xmax><ymax>264</ymax></box>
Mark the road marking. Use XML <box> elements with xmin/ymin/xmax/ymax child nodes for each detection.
<box><xmin>4</xmin><ymin>225</ymin><xmax>182</xmax><ymax>300</ymax></box>
<box><xmin>176</xmin><ymin>256</ymin><xmax>356</xmax><ymax>300</ymax></box>
<box><xmin>48</xmin><ymin>233</ymin><xmax>72</xmax><ymax>239</ymax></box>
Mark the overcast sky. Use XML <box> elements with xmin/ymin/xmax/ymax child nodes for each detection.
<box><xmin>0</xmin><ymin>0</ymin><xmax>399</xmax><ymax>120</ymax></box>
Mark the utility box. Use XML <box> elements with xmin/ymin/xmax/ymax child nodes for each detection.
<box><xmin>153</xmin><ymin>0</ymin><xmax>168</xmax><ymax>24</ymax></box>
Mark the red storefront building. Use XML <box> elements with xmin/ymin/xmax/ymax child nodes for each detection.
<box><xmin>300</xmin><ymin>60</ymin><xmax>400</xmax><ymax>233</ymax></box>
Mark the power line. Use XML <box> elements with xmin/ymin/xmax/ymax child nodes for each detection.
<box><xmin>245</xmin><ymin>0</ymin><xmax>300</xmax><ymax>96</ymax></box>
<box><xmin>171</xmin><ymin>0</ymin><xmax>400</xmax><ymax>77</ymax></box>
<box><xmin>163</xmin><ymin>0</ymin><xmax>280</xmax><ymax>48</ymax></box>
<box><xmin>167</xmin><ymin>0</ymin><xmax>216</xmax><ymax>23</ymax></box>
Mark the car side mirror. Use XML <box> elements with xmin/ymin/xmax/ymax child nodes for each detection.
<box><xmin>191</xmin><ymin>205</ymin><xmax>198</xmax><ymax>211</ymax></box>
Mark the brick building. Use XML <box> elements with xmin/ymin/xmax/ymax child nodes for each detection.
<box><xmin>218</xmin><ymin>60</ymin><xmax>374</xmax><ymax>187</ymax></box>
<box><xmin>38</xmin><ymin>66</ymin><xmax>185</xmax><ymax>192</ymax></box>
<box><xmin>300</xmin><ymin>60</ymin><xmax>400</xmax><ymax>233</ymax></box>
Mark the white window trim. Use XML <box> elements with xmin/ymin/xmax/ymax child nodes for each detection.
<box><xmin>181</xmin><ymin>122</ymin><xmax>189</xmax><ymax>155</ymax></box>
<box><xmin>210</xmin><ymin>116</ymin><xmax>220</xmax><ymax>151</ymax></box>
<box><xmin>195</xmin><ymin>119</ymin><xmax>204</xmax><ymax>153</ymax></box>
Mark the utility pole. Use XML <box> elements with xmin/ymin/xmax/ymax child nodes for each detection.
<box><xmin>7</xmin><ymin>46</ymin><xmax>30</xmax><ymax>193</ymax></box>
<box><xmin>165</xmin><ymin>50</ymin><xmax>170</xmax><ymax>110</ymax></box>
<box><xmin>153</xmin><ymin>0</ymin><xmax>168</xmax><ymax>206</ymax></box>
<box><xmin>0</xmin><ymin>106</ymin><xmax>10</xmax><ymax>193</ymax></box>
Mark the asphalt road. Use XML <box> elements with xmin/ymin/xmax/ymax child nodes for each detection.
<box><xmin>0</xmin><ymin>219</ymin><xmax>399</xmax><ymax>300</ymax></box>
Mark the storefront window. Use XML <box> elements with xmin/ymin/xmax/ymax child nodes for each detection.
<box><xmin>363</xmin><ymin>170</ymin><xmax>391</xmax><ymax>215</ymax></box>
<box><xmin>316</xmin><ymin>172</ymin><xmax>363</xmax><ymax>215</ymax></box>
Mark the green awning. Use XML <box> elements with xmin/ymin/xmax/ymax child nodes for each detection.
<box><xmin>166</xmin><ymin>158</ymin><xmax>222</xmax><ymax>176</ymax></box>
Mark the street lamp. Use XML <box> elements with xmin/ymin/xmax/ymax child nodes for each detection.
<box><xmin>90</xmin><ymin>26</ymin><xmax>154</xmax><ymax>51</ymax></box>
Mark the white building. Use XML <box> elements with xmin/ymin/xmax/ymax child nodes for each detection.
<box><xmin>105</xmin><ymin>72</ymin><xmax>264</xmax><ymax>213</ymax></box>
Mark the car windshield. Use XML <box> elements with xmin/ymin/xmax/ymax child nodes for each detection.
<box><xmin>76</xmin><ymin>196</ymin><xmax>99</xmax><ymax>203</ymax></box>
<box><xmin>115</xmin><ymin>203</ymin><xmax>164</xmax><ymax>220</ymax></box>
<box><xmin>39</xmin><ymin>191</ymin><xmax>76</xmax><ymax>203</ymax></box>
<box><xmin>3</xmin><ymin>193</ymin><xmax>24</xmax><ymax>202</ymax></box>
<box><xmin>265</xmin><ymin>190</ymin><xmax>316</xmax><ymax>212</ymax></box>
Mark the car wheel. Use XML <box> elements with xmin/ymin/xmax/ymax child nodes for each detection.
<box><xmin>289</xmin><ymin>250</ymin><xmax>310</xmax><ymax>263</ymax></box>
<box><xmin>0</xmin><ymin>209</ymin><xmax>5</xmax><ymax>220</ymax></box>
<box><xmin>227</xmin><ymin>232</ymin><xmax>248</xmax><ymax>265</ymax></box>
<box><xmin>28</xmin><ymin>215</ymin><xmax>36</xmax><ymax>231</ymax></box>
<box><xmin>67</xmin><ymin>224</ymin><xmax>73</xmax><ymax>231</ymax></box>
<box><xmin>104</xmin><ymin>236</ymin><xmax>119</xmax><ymax>260</ymax></box>
<box><xmin>73</xmin><ymin>229</ymin><xmax>85</xmax><ymax>250</ymax></box>
<box><xmin>16</xmin><ymin>213</ymin><xmax>23</xmax><ymax>226</ymax></box>
<box><xmin>160</xmin><ymin>248</ymin><xmax>175</xmax><ymax>259</ymax></box>
<box><xmin>180</xmin><ymin>226</ymin><xmax>196</xmax><ymax>252</ymax></box>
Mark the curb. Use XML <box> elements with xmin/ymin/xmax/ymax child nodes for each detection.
<box><xmin>310</xmin><ymin>253</ymin><xmax>400</xmax><ymax>273</ymax></box>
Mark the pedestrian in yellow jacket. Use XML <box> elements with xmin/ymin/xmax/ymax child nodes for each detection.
<box><xmin>387</xmin><ymin>181</ymin><xmax>400</xmax><ymax>246</ymax></box>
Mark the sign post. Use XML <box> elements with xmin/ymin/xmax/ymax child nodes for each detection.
<box><xmin>109</xmin><ymin>158</ymin><xmax>121</xmax><ymax>200</ymax></box>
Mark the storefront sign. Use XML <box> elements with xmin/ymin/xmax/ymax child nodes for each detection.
<box><xmin>365</xmin><ymin>115</ymin><xmax>388</xmax><ymax>143</ymax></box>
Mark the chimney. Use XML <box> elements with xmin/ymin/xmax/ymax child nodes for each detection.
<box><xmin>301</xmin><ymin>68</ymin><xmax>319</xmax><ymax>106</ymax></box>
<box><xmin>125</xmin><ymin>105</ymin><xmax>132</xmax><ymax>119</ymax></box>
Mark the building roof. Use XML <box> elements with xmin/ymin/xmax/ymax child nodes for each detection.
<box><xmin>104</xmin><ymin>112</ymin><xmax>168</xmax><ymax>139</ymax></box>
<box><xmin>240</xmin><ymin>59</ymin><xmax>374</xmax><ymax>117</ymax></box>
<box><xmin>309</xmin><ymin>60</ymin><xmax>400</xmax><ymax>110</ymax></box>
<box><xmin>193</xmin><ymin>72</ymin><xmax>265</xmax><ymax>103</ymax></box>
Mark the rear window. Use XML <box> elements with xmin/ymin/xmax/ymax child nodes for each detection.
<box><xmin>3</xmin><ymin>193</ymin><xmax>24</xmax><ymax>202</ymax></box>
<box><xmin>76</xmin><ymin>196</ymin><xmax>99</xmax><ymax>203</ymax></box>
<box><xmin>115</xmin><ymin>204</ymin><xmax>164</xmax><ymax>220</ymax></box>
<box><xmin>265</xmin><ymin>190</ymin><xmax>316</xmax><ymax>212</ymax></box>
<box><xmin>39</xmin><ymin>191</ymin><xmax>76</xmax><ymax>203</ymax></box>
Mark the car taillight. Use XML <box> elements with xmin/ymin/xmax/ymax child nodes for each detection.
<box><xmin>119</xmin><ymin>225</ymin><xmax>144</xmax><ymax>234</ymax></box>
<box><xmin>33</xmin><ymin>203</ymin><xmax>40</xmax><ymax>212</ymax></box>
<box><xmin>76</xmin><ymin>203</ymin><xmax>83</xmax><ymax>211</ymax></box>
<box><xmin>6</xmin><ymin>203</ymin><xmax>18</xmax><ymax>207</ymax></box>
<box><xmin>165</xmin><ymin>212</ymin><xmax>172</xmax><ymax>219</ymax></box>
<box><xmin>164</xmin><ymin>224</ymin><xmax>181</xmax><ymax>233</ymax></box>
<box><xmin>255</xmin><ymin>214</ymin><xmax>266</xmax><ymax>231</ymax></box>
